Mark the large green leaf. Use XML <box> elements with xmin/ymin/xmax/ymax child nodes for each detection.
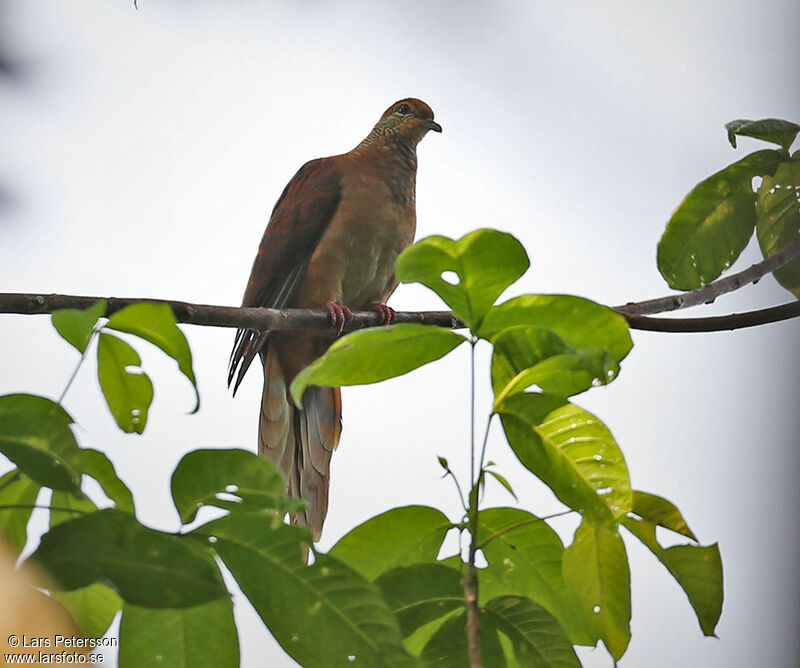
<box><xmin>726</xmin><ymin>118</ymin><xmax>800</xmax><ymax>151</ymax></box>
<box><xmin>119</xmin><ymin>597</ymin><xmax>239</xmax><ymax>668</ymax></box>
<box><xmin>290</xmin><ymin>324</ymin><xmax>465</xmax><ymax>407</ymax></box>
<box><xmin>330</xmin><ymin>505</ymin><xmax>452</xmax><ymax>580</ymax></box>
<box><xmin>657</xmin><ymin>149</ymin><xmax>785</xmax><ymax>289</ymax></box>
<box><xmin>480</xmin><ymin>295</ymin><xmax>632</xmax><ymax>364</ymax></box>
<box><xmin>80</xmin><ymin>448</ymin><xmax>135</xmax><ymax>513</ymax></box>
<box><xmin>498</xmin><ymin>394</ymin><xmax>633</xmax><ymax>522</ymax></box>
<box><xmin>483</xmin><ymin>596</ymin><xmax>581</xmax><ymax>667</ymax></box>
<box><xmin>396</xmin><ymin>229</ymin><xmax>530</xmax><ymax>330</ymax></box>
<box><xmin>52</xmin><ymin>300</ymin><xmax>107</xmax><ymax>353</ymax></box>
<box><xmin>199</xmin><ymin>514</ymin><xmax>419</xmax><ymax>668</ymax></box>
<box><xmin>0</xmin><ymin>469</ymin><xmax>40</xmax><ymax>554</ymax></box>
<box><xmin>419</xmin><ymin>609</ymin><xmax>504</xmax><ymax>668</ymax></box>
<box><xmin>106</xmin><ymin>302</ymin><xmax>199</xmax><ymax>412</ymax></box>
<box><xmin>631</xmin><ymin>490</ymin><xmax>696</xmax><ymax>541</ymax></box>
<box><xmin>171</xmin><ymin>448</ymin><xmax>293</xmax><ymax>524</ymax></box>
<box><xmin>622</xmin><ymin>515</ymin><xmax>722</xmax><ymax>636</ymax></box>
<box><xmin>53</xmin><ymin>584</ymin><xmax>122</xmax><ymax>639</ymax></box>
<box><xmin>32</xmin><ymin>508</ymin><xmax>226</xmax><ymax>608</ymax></box>
<box><xmin>756</xmin><ymin>159</ymin><xmax>800</xmax><ymax>298</ymax></box>
<box><xmin>0</xmin><ymin>394</ymin><xmax>83</xmax><ymax>494</ymax></box>
<box><xmin>477</xmin><ymin>507</ymin><xmax>594</xmax><ymax>645</ymax></box>
<box><xmin>491</xmin><ymin>326</ymin><xmax>619</xmax><ymax>407</ymax></box>
<box><xmin>562</xmin><ymin>520</ymin><xmax>631</xmax><ymax>661</ymax></box>
<box><xmin>97</xmin><ymin>333</ymin><xmax>154</xmax><ymax>434</ymax></box>
<box><xmin>375</xmin><ymin>563</ymin><xmax>463</xmax><ymax>637</ymax></box>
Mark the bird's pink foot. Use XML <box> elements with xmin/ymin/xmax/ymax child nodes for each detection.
<box><xmin>367</xmin><ymin>302</ymin><xmax>396</xmax><ymax>325</ymax></box>
<box><xmin>326</xmin><ymin>302</ymin><xmax>353</xmax><ymax>335</ymax></box>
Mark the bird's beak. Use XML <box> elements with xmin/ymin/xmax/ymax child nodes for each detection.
<box><xmin>422</xmin><ymin>118</ymin><xmax>443</xmax><ymax>133</ymax></box>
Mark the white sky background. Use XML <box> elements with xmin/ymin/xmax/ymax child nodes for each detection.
<box><xmin>1</xmin><ymin>1</ymin><xmax>799</xmax><ymax>666</ymax></box>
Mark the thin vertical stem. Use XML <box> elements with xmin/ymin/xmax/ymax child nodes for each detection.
<box><xmin>58</xmin><ymin>331</ymin><xmax>97</xmax><ymax>405</ymax></box>
<box><xmin>463</xmin><ymin>337</ymin><xmax>482</xmax><ymax>667</ymax></box>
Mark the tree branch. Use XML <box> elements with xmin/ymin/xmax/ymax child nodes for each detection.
<box><xmin>614</xmin><ymin>237</ymin><xmax>800</xmax><ymax>316</ymax></box>
<box><xmin>619</xmin><ymin>301</ymin><xmax>800</xmax><ymax>332</ymax></box>
<box><xmin>0</xmin><ymin>293</ymin><xmax>459</xmax><ymax>331</ymax></box>
<box><xmin>0</xmin><ymin>290</ymin><xmax>798</xmax><ymax>335</ymax></box>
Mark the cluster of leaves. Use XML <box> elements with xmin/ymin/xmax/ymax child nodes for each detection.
<box><xmin>658</xmin><ymin>118</ymin><xmax>800</xmax><ymax>297</ymax></box>
<box><xmin>0</xmin><ymin>230</ymin><xmax>722</xmax><ymax>666</ymax></box>
<box><xmin>5</xmin><ymin>115</ymin><xmax>792</xmax><ymax>665</ymax></box>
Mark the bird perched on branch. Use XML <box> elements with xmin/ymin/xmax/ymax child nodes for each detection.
<box><xmin>229</xmin><ymin>98</ymin><xmax>441</xmax><ymax>540</ymax></box>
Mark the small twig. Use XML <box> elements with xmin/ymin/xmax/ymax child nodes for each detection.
<box><xmin>439</xmin><ymin>463</ymin><xmax>468</xmax><ymax>514</ymax></box>
<box><xmin>58</xmin><ymin>330</ymin><xmax>97</xmax><ymax>404</ymax></box>
<box><xmin>476</xmin><ymin>415</ymin><xmax>495</xmax><ymax>485</ymax></box>
<box><xmin>614</xmin><ymin>237</ymin><xmax>800</xmax><ymax>316</ymax></box>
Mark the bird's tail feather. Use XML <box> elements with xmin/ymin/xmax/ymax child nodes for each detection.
<box><xmin>259</xmin><ymin>346</ymin><xmax>341</xmax><ymax>542</ymax></box>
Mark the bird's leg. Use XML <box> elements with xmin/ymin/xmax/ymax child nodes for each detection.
<box><xmin>325</xmin><ymin>301</ymin><xmax>353</xmax><ymax>335</ymax></box>
<box><xmin>366</xmin><ymin>302</ymin><xmax>396</xmax><ymax>325</ymax></box>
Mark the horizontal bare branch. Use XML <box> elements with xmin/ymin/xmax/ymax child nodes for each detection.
<box><xmin>0</xmin><ymin>291</ymin><xmax>798</xmax><ymax>335</ymax></box>
<box><xmin>0</xmin><ymin>293</ymin><xmax>460</xmax><ymax>331</ymax></box>
<box><xmin>614</xmin><ymin>237</ymin><xmax>800</xmax><ymax>316</ymax></box>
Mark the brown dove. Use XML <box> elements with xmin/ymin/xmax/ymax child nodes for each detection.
<box><xmin>229</xmin><ymin>98</ymin><xmax>441</xmax><ymax>540</ymax></box>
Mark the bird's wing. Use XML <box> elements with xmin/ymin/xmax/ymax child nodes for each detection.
<box><xmin>228</xmin><ymin>157</ymin><xmax>342</xmax><ymax>393</ymax></box>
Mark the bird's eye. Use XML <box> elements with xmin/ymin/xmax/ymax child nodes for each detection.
<box><xmin>395</xmin><ymin>104</ymin><xmax>412</xmax><ymax>115</ymax></box>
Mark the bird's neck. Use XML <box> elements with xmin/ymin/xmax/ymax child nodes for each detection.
<box><xmin>351</xmin><ymin>134</ymin><xmax>418</xmax><ymax>205</ymax></box>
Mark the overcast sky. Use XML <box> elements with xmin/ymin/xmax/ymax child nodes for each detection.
<box><xmin>1</xmin><ymin>1</ymin><xmax>799</xmax><ymax>666</ymax></box>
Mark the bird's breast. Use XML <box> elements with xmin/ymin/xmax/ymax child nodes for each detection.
<box><xmin>299</xmin><ymin>172</ymin><xmax>416</xmax><ymax>310</ymax></box>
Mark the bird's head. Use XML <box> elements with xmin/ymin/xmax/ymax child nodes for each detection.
<box><xmin>372</xmin><ymin>98</ymin><xmax>442</xmax><ymax>144</ymax></box>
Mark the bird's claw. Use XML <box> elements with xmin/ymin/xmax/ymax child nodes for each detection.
<box><xmin>326</xmin><ymin>302</ymin><xmax>353</xmax><ymax>335</ymax></box>
<box><xmin>368</xmin><ymin>303</ymin><xmax>396</xmax><ymax>325</ymax></box>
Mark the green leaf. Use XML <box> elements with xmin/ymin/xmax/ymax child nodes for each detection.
<box><xmin>0</xmin><ymin>469</ymin><xmax>40</xmax><ymax>555</ymax></box>
<box><xmin>120</xmin><ymin>597</ymin><xmax>239</xmax><ymax>668</ymax></box>
<box><xmin>50</xmin><ymin>489</ymin><xmax>97</xmax><ymax>528</ymax></box>
<box><xmin>199</xmin><ymin>514</ymin><xmax>419</xmax><ymax>667</ymax></box>
<box><xmin>171</xmin><ymin>448</ymin><xmax>292</xmax><ymax>524</ymax></box>
<box><xmin>631</xmin><ymin>490</ymin><xmax>696</xmax><ymax>541</ymax></box>
<box><xmin>32</xmin><ymin>508</ymin><xmax>226</xmax><ymax>608</ymax></box>
<box><xmin>563</xmin><ymin>520</ymin><xmax>631</xmax><ymax>661</ymax></box>
<box><xmin>484</xmin><ymin>595</ymin><xmax>581</xmax><ymax>667</ymax></box>
<box><xmin>498</xmin><ymin>394</ymin><xmax>633</xmax><ymax>522</ymax></box>
<box><xmin>404</xmin><ymin>610</ymin><xmax>462</xmax><ymax>659</ymax></box>
<box><xmin>480</xmin><ymin>295</ymin><xmax>632</xmax><ymax>364</ymax></box>
<box><xmin>726</xmin><ymin>118</ymin><xmax>800</xmax><ymax>151</ymax></box>
<box><xmin>756</xmin><ymin>159</ymin><xmax>800</xmax><ymax>298</ymax></box>
<box><xmin>657</xmin><ymin>149</ymin><xmax>785</xmax><ymax>289</ymax></box>
<box><xmin>375</xmin><ymin>563</ymin><xmax>463</xmax><ymax>637</ymax></box>
<box><xmin>52</xmin><ymin>300</ymin><xmax>107</xmax><ymax>353</ymax></box>
<box><xmin>396</xmin><ymin>228</ymin><xmax>530</xmax><ymax>330</ymax></box>
<box><xmin>0</xmin><ymin>394</ymin><xmax>83</xmax><ymax>493</ymax></box>
<box><xmin>80</xmin><ymin>448</ymin><xmax>135</xmax><ymax>513</ymax></box>
<box><xmin>106</xmin><ymin>302</ymin><xmax>199</xmax><ymax>412</ymax></box>
<box><xmin>491</xmin><ymin>326</ymin><xmax>619</xmax><ymax>408</ymax></box>
<box><xmin>53</xmin><ymin>584</ymin><xmax>122</xmax><ymax>639</ymax></box>
<box><xmin>484</xmin><ymin>470</ymin><xmax>517</xmax><ymax>501</ymax></box>
<box><xmin>290</xmin><ymin>324</ymin><xmax>465</xmax><ymax>407</ymax></box>
<box><xmin>622</xmin><ymin>515</ymin><xmax>722</xmax><ymax>636</ymax></box>
<box><xmin>330</xmin><ymin>506</ymin><xmax>452</xmax><ymax>580</ymax></box>
<box><xmin>419</xmin><ymin>610</ymin><xmax>504</xmax><ymax>668</ymax></box>
<box><xmin>97</xmin><ymin>332</ymin><xmax>154</xmax><ymax>434</ymax></box>
<box><xmin>477</xmin><ymin>507</ymin><xmax>594</xmax><ymax>646</ymax></box>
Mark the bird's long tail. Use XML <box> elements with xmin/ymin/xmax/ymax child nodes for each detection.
<box><xmin>259</xmin><ymin>345</ymin><xmax>342</xmax><ymax>541</ymax></box>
